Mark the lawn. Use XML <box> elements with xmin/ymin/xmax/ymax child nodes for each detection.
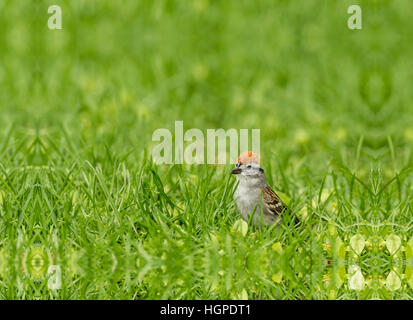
<box><xmin>1</xmin><ymin>0</ymin><xmax>413</xmax><ymax>299</ymax></box>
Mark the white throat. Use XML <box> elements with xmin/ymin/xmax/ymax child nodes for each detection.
<box><xmin>235</xmin><ymin>174</ymin><xmax>267</xmax><ymax>189</ymax></box>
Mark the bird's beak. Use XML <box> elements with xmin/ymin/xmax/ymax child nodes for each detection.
<box><xmin>231</xmin><ymin>168</ymin><xmax>242</xmax><ymax>175</ymax></box>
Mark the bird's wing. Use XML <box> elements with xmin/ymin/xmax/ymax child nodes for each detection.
<box><xmin>262</xmin><ymin>185</ymin><xmax>287</xmax><ymax>216</ymax></box>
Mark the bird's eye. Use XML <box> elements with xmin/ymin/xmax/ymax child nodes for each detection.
<box><xmin>247</xmin><ymin>165</ymin><xmax>252</xmax><ymax>169</ymax></box>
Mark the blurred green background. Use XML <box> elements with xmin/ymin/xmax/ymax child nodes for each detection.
<box><xmin>1</xmin><ymin>0</ymin><xmax>413</xmax><ymax>299</ymax></box>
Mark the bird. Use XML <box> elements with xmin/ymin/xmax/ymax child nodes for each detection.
<box><xmin>231</xmin><ymin>151</ymin><xmax>287</xmax><ymax>226</ymax></box>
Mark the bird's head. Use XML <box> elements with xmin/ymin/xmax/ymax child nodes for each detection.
<box><xmin>231</xmin><ymin>151</ymin><xmax>264</xmax><ymax>178</ymax></box>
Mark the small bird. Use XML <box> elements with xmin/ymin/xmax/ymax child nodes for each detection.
<box><xmin>231</xmin><ymin>151</ymin><xmax>287</xmax><ymax>226</ymax></box>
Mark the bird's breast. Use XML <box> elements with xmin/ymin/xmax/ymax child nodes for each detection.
<box><xmin>234</xmin><ymin>184</ymin><xmax>261</xmax><ymax>217</ymax></box>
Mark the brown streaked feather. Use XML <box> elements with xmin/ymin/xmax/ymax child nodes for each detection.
<box><xmin>263</xmin><ymin>186</ymin><xmax>287</xmax><ymax>216</ymax></box>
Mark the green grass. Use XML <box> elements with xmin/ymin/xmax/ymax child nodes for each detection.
<box><xmin>1</xmin><ymin>0</ymin><xmax>413</xmax><ymax>299</ymax></box>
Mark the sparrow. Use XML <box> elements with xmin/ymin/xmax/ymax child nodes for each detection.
<box><xmin>231</xmin><ymin>151</ymin><xmax>287</xmax><ymax>226</ymax></box>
